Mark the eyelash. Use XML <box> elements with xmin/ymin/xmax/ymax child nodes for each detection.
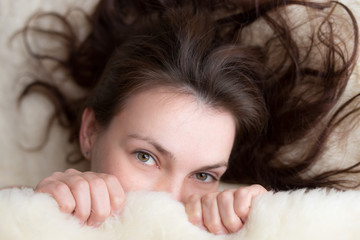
<box><xmin>194</xmin><ymin>172</ymin><xmax>219</xmax><ymax>183</ymax></box>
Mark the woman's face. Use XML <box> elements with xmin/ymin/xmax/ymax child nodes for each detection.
<box><xmin>80</xmin><ymin>87</ymin><xmax>236</xmax><ymax>203</ymax></box>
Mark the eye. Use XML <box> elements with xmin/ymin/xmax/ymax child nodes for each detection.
<box><xmin>136</xmin><ymin>151</ymin><xmax>157</xmax><ymax>166</ymax></box>
<box><xmin>194</xmin><ymin>172</ymin><xmax>216</xmax><ymax>183</ymax></box>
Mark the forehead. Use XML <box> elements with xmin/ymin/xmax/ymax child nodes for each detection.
<box><xmin>110</xmin><ymin>87</ymin><xmax>236</xmax><ymax>164</ymax></box>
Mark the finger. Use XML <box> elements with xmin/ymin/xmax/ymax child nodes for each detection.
<box><xmin>234</xmin><ymin>185</ymin><xmax>266</xmax><ymax>222</ymax></box>
<box><xmin>201</xmin><ymin>193</ymin><xmax>228</xmax><ymax>235</ymax></box>
<box><xmin>83</xmin><ymin>173</ymin><xmax>111</xmax><ymax>227</ymax></box>
<box><xmin>185</xmin><ymin>194</ymin><xmax>204</xmax><ymax>228</ymax></box>
<box><xmin>36</xmin><ymin>179</ymin><xmax>76</xmax><ymax>214</ymax></box>
<box><xmin>64</xmin><ymin>168</ymin><xmax>81</xmax><ymax>175</ymax></box>
<box><xmin>217</xmin><ymin>190</ymin><xmax>243</xmax><ymax>233</ymax></box>
<box><xmin>99</xmin><ymin>173</ymin><xmax>125</xmax><ymax>215</ymax></box>
<box><xmin>64</xmin><ymin>175</ymin><xmax>92</xmax><ymax>224</ymax></box>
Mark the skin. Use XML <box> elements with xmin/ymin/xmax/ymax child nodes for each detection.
<box><xmin>36</xmin><ymin>87</ymin><xmax>267</xmax><ymax>234</ymax></box>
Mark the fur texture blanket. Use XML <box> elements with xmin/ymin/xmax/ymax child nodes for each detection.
<box><xmin>1</xmin><ymin>187</ymin><xmax>360</xmax><ymax>240</ymax></box>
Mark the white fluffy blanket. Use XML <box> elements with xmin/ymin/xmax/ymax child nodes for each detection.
<box><xmin>1</xmin><ymin>188</ymin><xmax>360</xmax><ymax>240</ymax></box>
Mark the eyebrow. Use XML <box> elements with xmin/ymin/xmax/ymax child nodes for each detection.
<box><xmin>195</xmin><ymin>162</ymin><xmax>228</xmax><ymax>172</ymax></box>
<box><xmin>127</xmin><ymin>133</ymin><xmax>228</xmax><ymax>170</ymax></box>
<box><xmin>127</xmin><ymin>133</ymin><xmax>176</xmax><ymax>160</ymax></box>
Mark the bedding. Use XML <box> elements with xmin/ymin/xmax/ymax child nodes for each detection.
<box><xmin>1</xmin><ymin>187</ymin><xmax>360</xmax><ymax>240</ymax></box>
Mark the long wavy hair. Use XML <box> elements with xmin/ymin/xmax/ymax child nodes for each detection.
<box><xmin>19</xmin><ymin>0</ymin><xmax>359</xmax><ymax>190</ymax></box>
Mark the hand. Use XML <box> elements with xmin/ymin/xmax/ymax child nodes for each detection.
<box><xmin>185</xmin><ymin>184</ymin><xmax>267</xmax><ymax>235</ymax></box>
<box><xmin>35</xmin><ymin>168</ymin><xmax>125</xmax><ymax>227</ymax></box>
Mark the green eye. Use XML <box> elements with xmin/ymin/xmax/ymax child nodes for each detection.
<box><xmin>136</xmin><ymin>151</ymin><xmax>156</xmax><ymax>166</ymax></box>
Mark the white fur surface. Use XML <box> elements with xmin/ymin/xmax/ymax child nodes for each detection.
<box><xmin>1</xmin><ymin>188</ymin><xmax>360</xmax><ymax>240</ymax></box>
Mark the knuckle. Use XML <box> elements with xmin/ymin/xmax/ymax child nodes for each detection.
<box><xmin>252</xmin><ymin>184</ymin><xmax>263</xmax><ymax>189</ymax></box>
<box><xmin>254</xmin><ymin>184</ymin><xmax>268</xmax><ymax>194</ymax></box>
<box><xmin>102</xmin><ymin>174</ymin><xmax>117</xmax><ymax>184</ymax></box>
<box><xmin>187</xmin><ymin>208</ymin><xmax>202</xmax><ymax>224</ymax></box>
<box><xmin>235</xmin><ymin>205</ymin><xmax>248</xmax><ymax>217</ymax></box>
<box><xmin>205</xmin><ymin>221</ymin><xmax>223</xmax><ymax>234</ymax></box>
<box><xmin>185</xmin><ymin>199</ymin><xmax>203</xmax><ymax>227</ymax></box>
<box><xmin>74</xmin><ymin>210</ymin><xmax>89</xmax><ymax>222</ymax></box>
<box><xmin>190</xmin><ymin>214</ymin><xmax>202</xmax><ymax>225</ymax></box>
<box><xmin>201</xmin><ymin>193</ymin><xmax>217</xmax><ymax>206</ymax></box>
<box><xmin>60</xmin><ymin>200</ymin><xmax>76</xmax><ymax>213</ymax></box>
<box><xmin>223</xmin><ymin>218</ymin><xmax>241</xmax><ymax>233</ymax></box>
<box><xmin>217</xmin><ymin>190</ymin><xmax>233</xmax><ymax>203</ymax></box>
<box><xmin>88</xmin><ymin>177</ymin><xmax>106</xmax><ymax>189</ymax></box>
<box><xmin>94</xmin><ymin>209</ymin><xmax>110</xmax><ymax>220</ymax></box>
<box><xmin>112</xmin><ymin>195</ymin><xmax>124</xmax><ymax>209</ymax></box>
<box><xmin>35</xmin><ymin>178</ymin><xmax>53</xmax><ymax>191</ymax></box>
<box><xmin>72</xmin><ymin>178</ymin><xmax>89</xmax><ymax>192</ymax></box>
<box><xmin>187</xmin><ymin>194</ymin><xmax>200</xmax><ymax>203</ymax></box>
<box><xmin>64</xmin><ymin>168</ymin><xmax>79</xmax><ymax>174</ymax></box>
<box><xmin>235</xmin><ymin>188</ymin><xmax>249</xmax><ymax>198</ymax></box>
<box><xmin>186</xmin><ymin>194</ymin><xmax>200</xmax><ymax>205</ymax></box>
<box><xmin>51</xmin><ymin>183</ymin><xmax>75</xmax><ymax>213</ymax></box>
<box><xmin>52</xmin><ymin>182</ymin><xmax>69</xmax><ymax>195</ymax></box>
<box><xmin>74</xmin><ymin>206</ymin><xmax>90</xmax><ymax>220</ymax></box>
<box><xmin>90</xmin><ymin>206</ymin><xmax>111</xmax><ymax>223</ymax></box>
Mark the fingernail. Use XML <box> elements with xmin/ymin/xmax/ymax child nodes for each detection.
<box><xmin>111</xmin><ymin>211</ymin><xmax>120</xmax><ymax>217</ymax></box>
<box><xmin>88</xmin><ymin>221</ymin><xmax>101</xmax><ymax>228</ymax></box>
<box><xmin>93</xmin><ymin>222</ymin><xmax>101</xmax><ymax>228</ymax></box>
<box><xmin>198</xmin><ymin>225</ymin><xmax>207</xmax><ymax>231</ymax></box>
<box><xmin>215</xmin><ymin>230</ymin><xmax>226</xmax><ymax>235</ymax></box>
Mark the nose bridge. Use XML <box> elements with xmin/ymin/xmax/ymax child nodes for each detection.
<box><xmin>155</xmin><ymin>175</ymin><xmax>184</xmax><ymax>201</ymax></box>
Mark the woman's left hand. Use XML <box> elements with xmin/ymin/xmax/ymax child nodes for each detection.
<box><xmin>185</xmin><ymin>184</ymin><xmax>267</xmax><ymax>235</ymax></box>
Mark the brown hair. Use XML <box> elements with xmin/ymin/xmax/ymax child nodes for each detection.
<box><xmin>20</xmin><ymin>0</ymin><xmax>359</xmax><ymax>190</ymax></box>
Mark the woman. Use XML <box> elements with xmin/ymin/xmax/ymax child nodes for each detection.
<box><xmin>21</xmin><ymin>0</ymin><xmax>358</xmax><ymax>235</ymax></box>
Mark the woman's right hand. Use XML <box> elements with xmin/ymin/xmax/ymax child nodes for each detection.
<box><xmin>35</xmin><ymin>168</ymin><xmax>125</xmax><ymax>227</ymax></box>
